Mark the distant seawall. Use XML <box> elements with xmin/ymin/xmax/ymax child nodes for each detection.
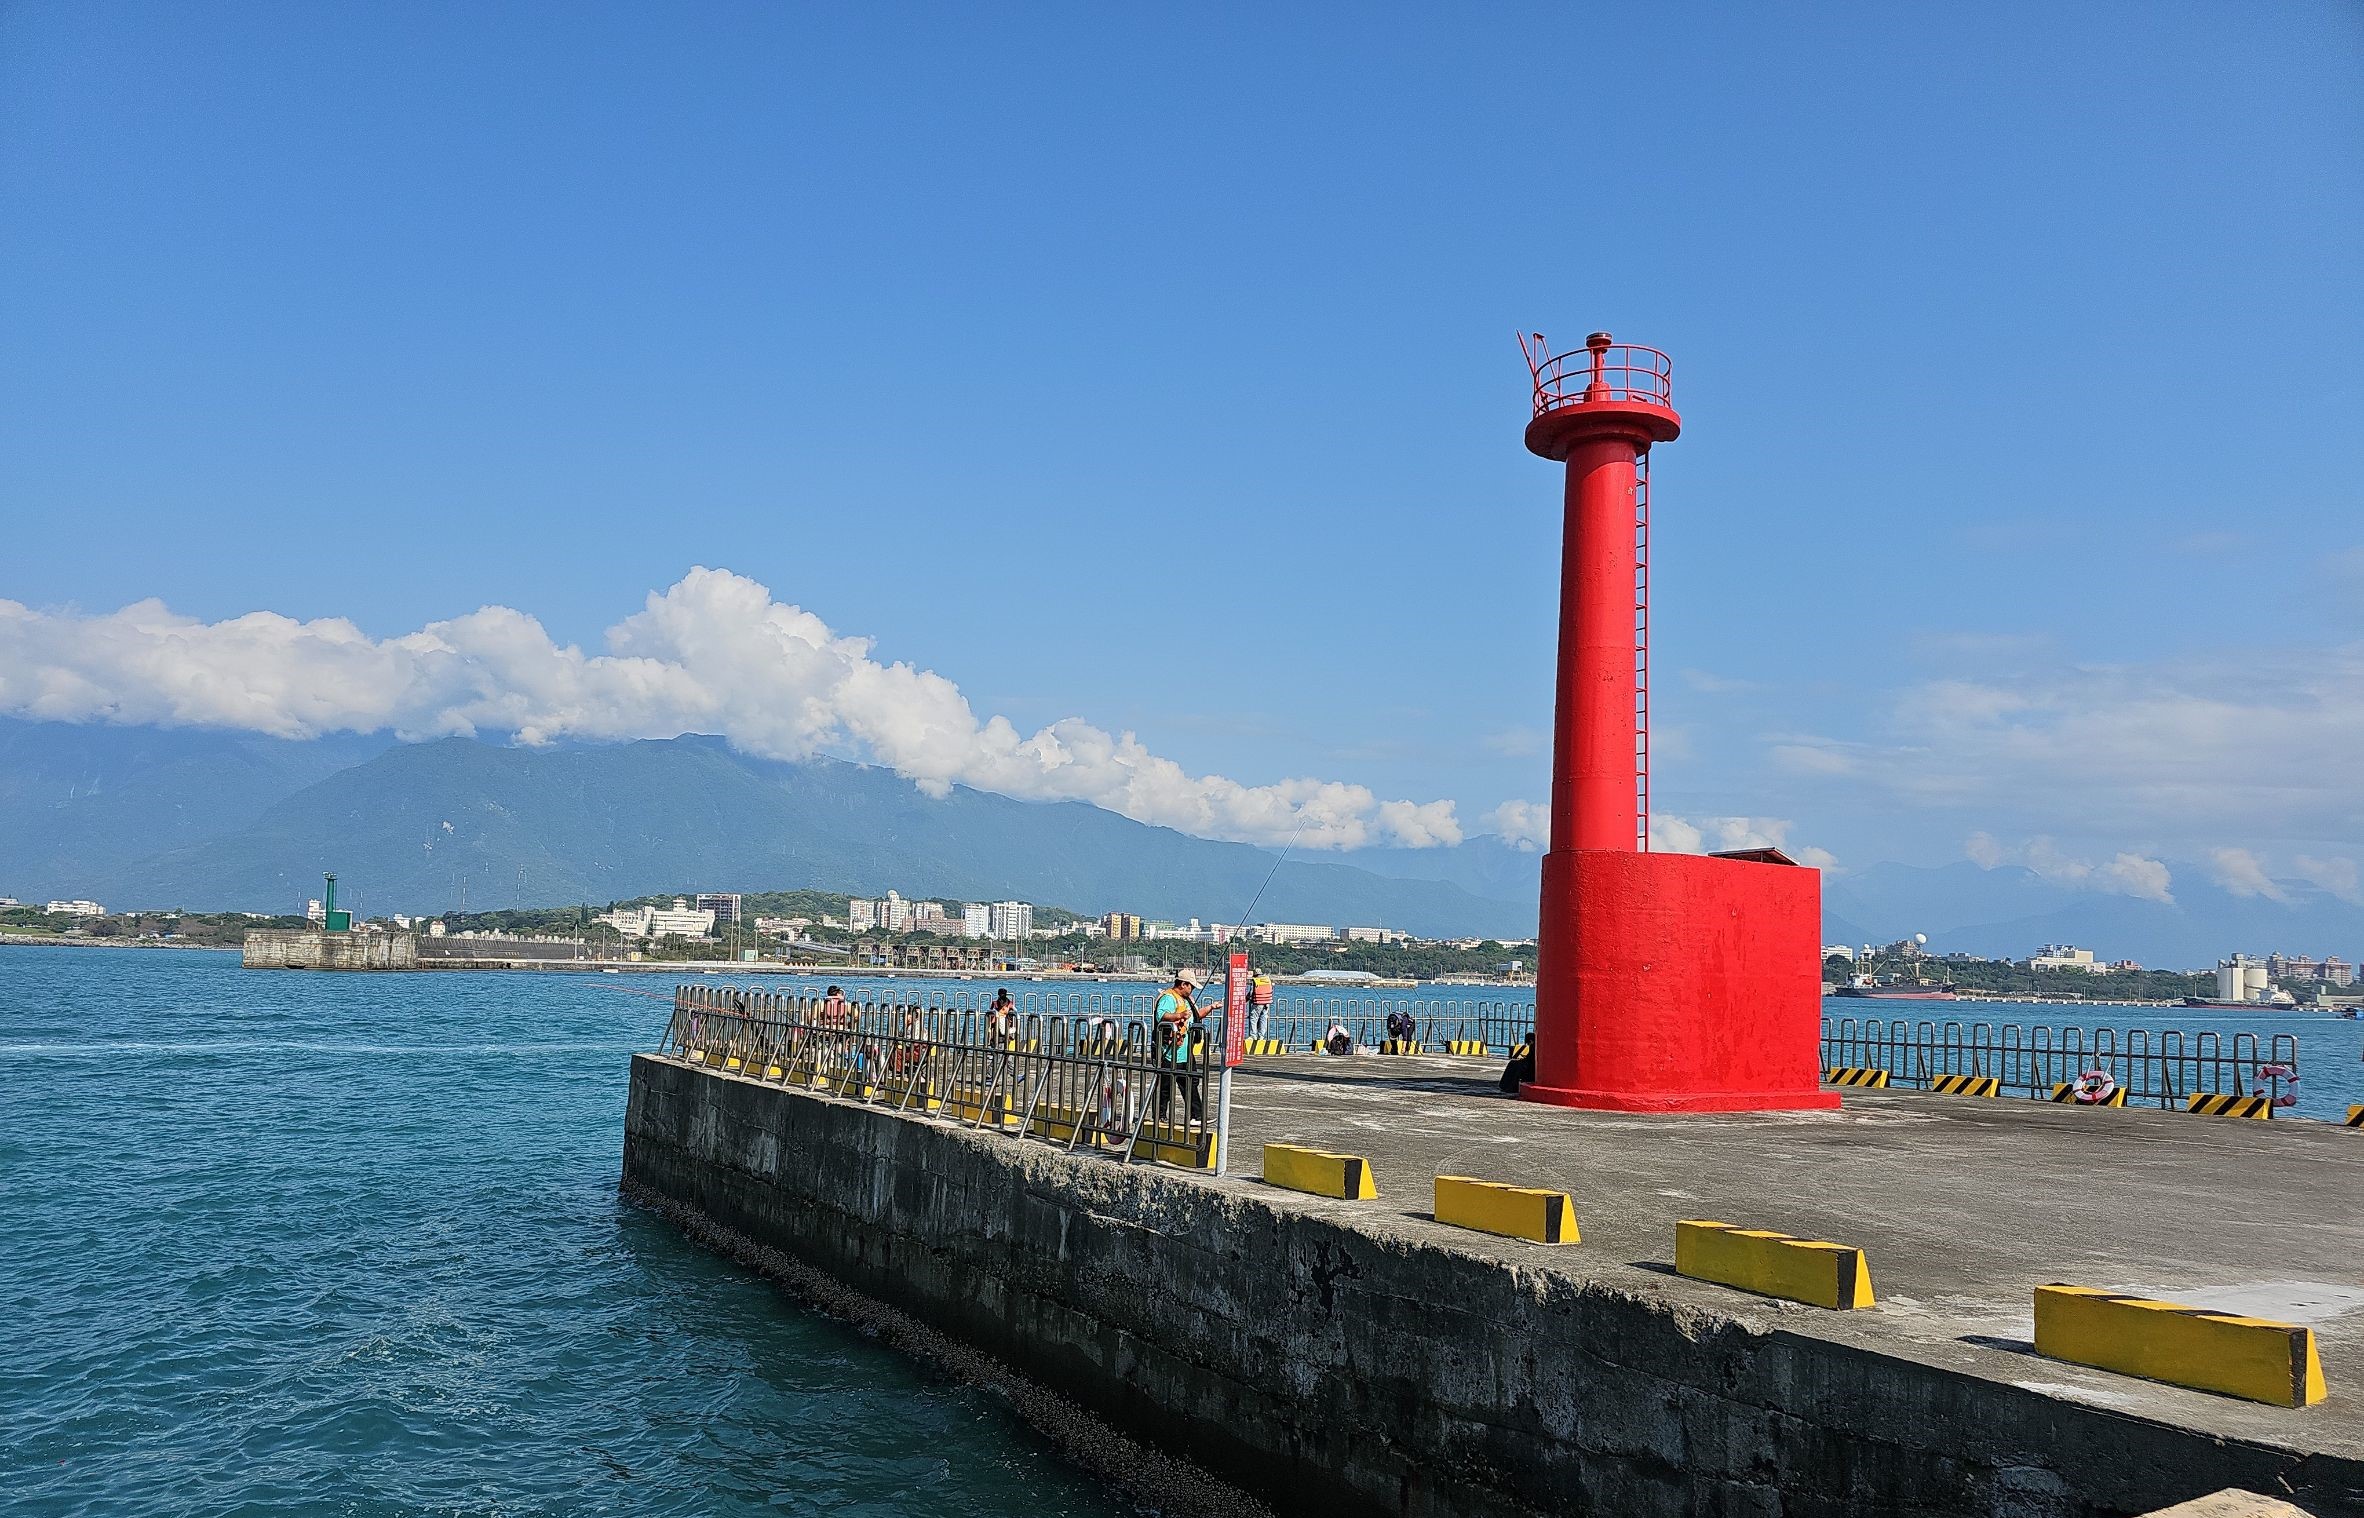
<box><xmin>620</xmin><ymin>1054</ymin><xmax>2347</xmax><ymax>1518</ymax></box>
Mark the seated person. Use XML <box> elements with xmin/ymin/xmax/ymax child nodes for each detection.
<box><xmin>1499</xmin><ymin>1029</ymin><xmax>1537</xmax><ymax>1094</ymax></box>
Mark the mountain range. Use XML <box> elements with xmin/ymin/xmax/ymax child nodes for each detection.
<box><xmin>0</xmin><ymin>720</ymin><xmax>1536</xmax><ymax>937</ymax></box>
<box><xmin>3</xmin><ymin>717</ymin><xmax>2357</xmax><ymax>965</ymax></box>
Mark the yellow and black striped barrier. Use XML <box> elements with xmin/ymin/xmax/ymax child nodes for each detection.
<box><xmin>2347</xmin><ymin>1105</ymin><xmax>2363</xmax><ymax>1127</ymax></box>
<box><xmin>1825</xmin><ymin>1067</ymin><xmax>1891</xmax><ymax>1088</ymax></box>
<box><xmin>1239</xmin><ymin>1036</ymin><xmax>1288</xmax><ymax>1056</ymax></box>
<box><xmin>1929</xmin><ymin>1073</ymin><xmax>2000</xmax><ymax>1098</ymax></box>
<box><xmin>1434</xmin><ymin>1175</ymin><xmax>1579</xmax><ymax>1244</ymax></box>
<box><xmin>941</xmin><ymin>1085</ymin><xmax>1021</xmax><ymax>1128</ymax></box>
<box><xmin>1380</xmin><ymin>1037</ymin><xmax>1424</xmax><ymax>1055</ymax></box>
<box><xmin>2034</xmin><ymin>1284</ymin><xmax>2326</xmax><ymax>1407</ymax></box>
<box><xmin>2186</xmin><ymin>1092</ymin><xmax>2272</xmax><ymax>1119</ymax></box>
<box><xmin>1262</xmin><ymin>1143</ymin><xmax>1378</xmax><ymax>1200</ymax></box>
<box><xmin>1445</xmin><ymin>1038</ymin><xmax>1489</xmax><ymax>1057</ymax></box>
<box><xmin>1676</xmin><ymin>1221</ymin><xmax>1875</xmax><ymax>1309</ymax></box>
<box><xmin>1131</xmin><ymin>1119</ymin><xmax>1217</xmax><ymax>1170</ymax></box>
<box><xmin>2049</xmin><ymin>1082</ymin><xmax>2127</xmax><ymax>1107</ymax></box>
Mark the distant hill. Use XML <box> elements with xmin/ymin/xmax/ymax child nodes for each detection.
<box><xmin>7</xmin><ymin>719</ymin><xmax>2355</xmax><ymax>961</ymax></box>
<box><xmin>1345</xmin><ymin>834</ymin><xmax>1544</xmax><ymax>903</ymax></box>
<box><xmin>0</xmin><ymin>724</ymin><xmax>1534</xmax><ymax>937</ymax></box>
<box><xmin>0</xmin><ymin>718</ymin><xmax>388</xmax><ymax>888</ymax></box>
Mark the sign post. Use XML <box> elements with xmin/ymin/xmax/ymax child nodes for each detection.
<box><xmin>1214</xmin><ymin>951</ymin><xmax>1248</xmax><ymax>1175</ymax></box>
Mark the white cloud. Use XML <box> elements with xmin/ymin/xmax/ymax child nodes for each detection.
<box><xmin>1964</xmin><ymin>832</ymin><xmax>2175</xmax><ymax>904</ymax></box>
<box><xmin>1790</xmin><ymin>644</ymin><xmax>2364</xmax><ymax>852</ymax></box>
<box><xmin>0</xmin><ymin>568</ymin><xmax>1463</xmax><ymax>851</ymax></box>
<box><xmin>1486</xmin><ymin>800</ymin><xmax>1549</xmax><ymax>850</ymax></box>
<box><xmin>2206</xmin><ymin>846</ymin><xmax>2289</xmax><ymax>903</ymax></box>
<box><xmin>2292</xmin><ymin>854</ymin><xmax>2362</xmax><ymax>907</ymax></box>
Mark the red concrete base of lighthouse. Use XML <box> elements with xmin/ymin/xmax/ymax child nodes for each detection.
<box><xmin>1521</xmin><ymin>849</ymin><xmax>1837</xmax><ymax>1113</ymax></box>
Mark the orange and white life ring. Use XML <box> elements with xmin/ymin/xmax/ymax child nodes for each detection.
<box><xmin>2071</xmin><ymin>1069</ymin><xmax>2117</xmax><ymax>1104</ymax></box>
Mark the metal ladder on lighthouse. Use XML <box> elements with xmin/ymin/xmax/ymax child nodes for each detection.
<box><xmin>1634</xmin><ymin>454</ymin><xmax>1651</xmax><ymax>852</ymax></box>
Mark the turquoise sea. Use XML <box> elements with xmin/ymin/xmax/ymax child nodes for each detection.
<box><xmin>8</xmin><ymin>950</ymin><xmax>2357</xmax><ymax>1517</ymax></box>
<box><xmin>0</xmin><ymin>946</ymin><xmax>1135</xmax><ymax>1518</ymax></box>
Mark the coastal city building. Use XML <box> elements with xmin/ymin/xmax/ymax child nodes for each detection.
<box><xmin>599</xmin><ymin>900</ymin><xmax>717</xmax><ymax>940</ymax></box>
<box><xmin>986</xmin><ymin>901</ymin><xmax>1032</xmax><ymax>940</ymax></box>
<box><xmin>305</xmin><ymin>898</ymin><xmax>325</xmax><ymax>924</ymax></box>
<box><xmin>2027</xmin><ymin>944</ymin><xmax>2105</xmax><ymax>973</ymax></box>
<box><xmin>961</xmin><ymin>903</ymin><xmax>992</xmax><ymax>937</ymax></box>
<box><xmin>694</xmin><ymin>893</ymin><xmax>742</xmax><ymax>926</ymax></box>
<box><xmin>44</xmin><ymin>899</ymin><xmax>105</xmax><ymax>918</ymax></box>
<box><xmin>1101</xmin><ymin>912</ymin><xmax>1144</xmax><ymax>941</ymax></box>
<box><xmin>846</xmin><ymin>891</ymin><xmax>914</xmax><ymax>932</ymax></box>
<box><xmin>1820</xmin><ymin>943</ymin><xmax>1856</xmax><ymax>962</ymax></box>
<box><xmin>1254</xmin><ymin>922</ymin><xmax>1337</xmax><ymax>945</ymax></box>
<box><xmin>1345</xmin><ymin>926</ymin><xmax>1409</xmax><ymax>945</ymax></box>
<box><xmin>2265</xmin><ymin>952</ymin><xmax>2353</xmax><ymax>986</ymax></box>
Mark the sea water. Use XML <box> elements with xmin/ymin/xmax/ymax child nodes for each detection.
<box><xmin>11</xmin><ymin>952</ymin><xmax>2355</xmax><ymax>1517</ymax></box>
<box><xmin>0</xmin><ymin>946</ymin><xmax>1134</xmax><ymax>1518</ymax></box>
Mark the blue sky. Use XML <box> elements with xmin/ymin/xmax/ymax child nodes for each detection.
<box><xmin>3</xmin><ymin>3</ymin><xmax>2359</xmax><ymax>889</ymax></box>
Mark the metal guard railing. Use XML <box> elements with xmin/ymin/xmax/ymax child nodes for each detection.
<box><xmin>1820</xmin><ymin>1017</ymin><xmax>2302</xmax><ymax>1110</ymax></box>
<box><xmin>666</xmin><ymin>983</ymin><xmax>1534</xmax><ymax>1060</ymax></box>
<box><xmin>1252</xmin><ymin>999</ymin><xmax>1530</xmax><ymax>1055</ymax></box>
<box><xmin>664</xmin><ymin>984</ymin><xmax>1224</xmax><ymax>1169</ymax></box>
<box><xmin>1520</xmin><ymin>332</ymin><xmax>1673</xmax><ymax>414</ymax></box>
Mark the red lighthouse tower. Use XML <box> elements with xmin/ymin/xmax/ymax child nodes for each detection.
<box><xmin>1517</xmin><ymin>332</ymin><xmax>1834</xmax><ymax>1113</ymax></box>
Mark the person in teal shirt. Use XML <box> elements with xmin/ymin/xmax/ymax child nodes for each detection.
<box><xmin>1154</xmin><ymin>968</ymin><xmax>1205</xmax><ymax>1124</ymax></box>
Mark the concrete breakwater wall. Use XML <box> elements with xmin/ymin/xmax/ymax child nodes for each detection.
<box><xmin>240</xmin><ymin>928</ymin><xmax>418</xmax><ymax>969</ymax></box>
<box><xmin>622</xmin><ymin>1054</ymin><xmax>2350</xmax><ymax>1518</ymax></box>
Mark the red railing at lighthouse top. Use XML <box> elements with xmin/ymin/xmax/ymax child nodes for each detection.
<box><xmin>1518</xmin><ymin>332</ymin><xmax>1673</xmax><ymax>417</ymax></box>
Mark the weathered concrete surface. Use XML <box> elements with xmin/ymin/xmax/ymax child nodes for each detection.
<box><xmin>1229</xmin><ymin>1056</ymin><xmax>2364</xmax><ymax>1446</ymax></box>
<box><xmin>239</xmin><ymin>928</ymin><xmax>417</xmax><ymax>969</ymax></box>
<box><xmin>624</xmin><ymin>1053</ymin><xmax>2364</xmax><ymax>1518</ymax></box>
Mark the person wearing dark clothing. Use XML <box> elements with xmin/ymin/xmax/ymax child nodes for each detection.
<box><xmin>1499</xmin><ymin>1028</ymin><xmax>1537</xmax><ymax>1094</ymax></box>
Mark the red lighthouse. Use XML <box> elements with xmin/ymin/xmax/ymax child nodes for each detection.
<box><xmin>1516</xmin><ymin>332</ymin><xmax>1834</xmax><ymax>1113</ymax></box>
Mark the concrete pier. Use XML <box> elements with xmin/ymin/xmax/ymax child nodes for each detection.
<box><xmin>622</xmin><ymin>1050</ymin><xmax>2364</xmax><ymax>1517</ymax></box>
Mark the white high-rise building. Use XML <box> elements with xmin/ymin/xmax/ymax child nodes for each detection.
<box><xmin>962</xmin><ymin>903</ymin><xmax>992</xmax><ymax>938</ymax></box>
<box><xmin>987</xmin><ymin>901</ymin><xmax>1032</xmax><ymax>939</ymax></box>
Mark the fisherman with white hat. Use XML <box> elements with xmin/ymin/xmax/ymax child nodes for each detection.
<box><xmin>1154</xmin><ymin>967</ymin><xmax>1207</xmax><ymax>1125</ymax></box>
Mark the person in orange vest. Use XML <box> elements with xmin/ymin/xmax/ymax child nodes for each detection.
<box><xmin>1250</xmin><ymin>971</ymin><xmax>1275</xmax><ymax>1038</ymax></box>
